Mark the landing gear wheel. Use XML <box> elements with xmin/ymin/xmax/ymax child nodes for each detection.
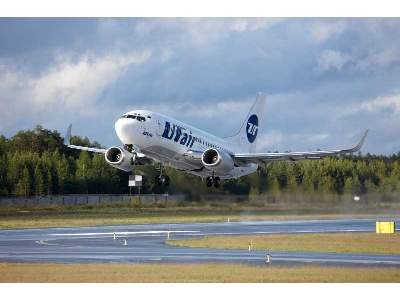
<box><xmin>213</xmin><ymin>177</ymin><xmax>221</xmax><ymax>188</ymax></box>
<box><xmin>206</xmin><ymin>177</ymin><xmax>213</xmax><ymax>188</ymax></box>
<box><xmin>155</xmin><ymin>175</ymin><xmax>162</xmax><ymax>186</ymax></box>
<box><xmin>155</xmin><ymin>175</ymin><xmax>170</xmax><ymax>186</ymax></box>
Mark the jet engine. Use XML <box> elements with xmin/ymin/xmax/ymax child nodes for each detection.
<box><xmin>201</xmin><ymin>148</ymin><xmax>235</xmax><ymax>174</ymax></box>
<box><xmin>104</xmin><ymin>146</ymin><xmax>134</xmax><ymax>172</ymax></box>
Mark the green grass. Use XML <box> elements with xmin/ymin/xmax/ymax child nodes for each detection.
<box><xmin>168</xmin><ymin>232</ymin><xmax>400</xmax><ymax>255</ymax></box>
<box><xmin>0</xmin><ymin>263</ymin><xmax>399</xmax><ymax>282</ymax></box>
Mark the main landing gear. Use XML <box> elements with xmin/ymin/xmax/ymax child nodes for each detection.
<box><xmin>206</xmin><ymin>176</ymin><xmax>221</xmax><ymax>188</ymax></box>
<box><xmin>155</xmin><ymin>174</ymin><xmax>170</xmax><ymax>186</ymax></box>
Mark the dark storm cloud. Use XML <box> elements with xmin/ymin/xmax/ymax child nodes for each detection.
<box><xmin>0</xmin><ymin>18</ymin><xmax>399</xmax><ymax>154</ymax></box>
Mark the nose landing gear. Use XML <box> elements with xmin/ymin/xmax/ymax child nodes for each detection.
<box><xmin>155</xmin><ymin>163</ymin><xmax>170</xmax><ymax>186</ymax></box>
<box><xmin>206</xmin><ymin>176</ymin><xmax>221</xmax><ymax>188</ymax></box>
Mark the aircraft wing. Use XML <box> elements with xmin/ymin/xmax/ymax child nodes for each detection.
<box><xmin>64</xmin><ymin>124</ymin><xmax>107</xmax><ymax>153</ymax></box>
<box><xmin>233</xmin><ymin>130</ymin><xmax>369</xmax><ymax>165</ymax></box>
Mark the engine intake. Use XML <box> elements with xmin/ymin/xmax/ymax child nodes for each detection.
<box><xmin>105</xmin><ymin>146</ymin><xmax>133</xmax><ymax>172</ymax></box>
<box><xmin>106</xmin><ymin>147</ymin><xmax>124</xmax><ymax>164</ymax></box>
<box><xmin>202</xmin><ymin>148</ymin><xmax>234</xmax><ymax>174</ymax></box>
<box><xmin>202</xmin><ymin>149</ymin><xmax>219</xmax><ymax>165</ymax></box>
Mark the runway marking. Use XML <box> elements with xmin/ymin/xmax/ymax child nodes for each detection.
<box><xmin>173</xmin><ymin>229</ymin><xmax>370</xmax><ymax>237</ymax></box>
<box><xmin>49</xmin><ymin>230</ymin><xmax>200</xmax><ymax>236</ymax></box>
<box><xmin>35</xmin><ymin>239</ymin><xmax>57</xmax><ymax>246</ymax></box>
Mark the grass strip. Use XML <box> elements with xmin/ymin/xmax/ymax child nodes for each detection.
<box><xmin>0</xmin><ymin>263</ymin><xmax>399</xmax><ymax>282</ymax></box>
<box><xmin>168</xmin><ymin>233</ymin><xmax>400</xmax><ymax>255</ymax></box>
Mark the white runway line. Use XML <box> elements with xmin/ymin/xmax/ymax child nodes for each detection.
<box><xmin>177</xmin><ymin>229</ymin><xmax>371</xmax><ymax>237</ymax></box>
<box><xmin>49</xmin><ymin>230</ymin><xmax>200</xmax><ymax>236</ymax></box>
<box><xmin>35</xmin><ymin>239</ymin><xmax>57</xmax><ymax>246</ymax></box>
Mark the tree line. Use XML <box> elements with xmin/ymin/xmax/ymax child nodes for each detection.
<box><xmin>0</xmin><ymin>125</ymin><xmax>399</xmax><ymax>198</ymax></box>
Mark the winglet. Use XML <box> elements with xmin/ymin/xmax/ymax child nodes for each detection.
<box><xmin>65</xmin><ymin>124</ymin><xmax>72</xmax><ymax>146</ymax></box>
<box><xmin>352</xmin><ymin>129</ymin><xmax>369</xmax><ymax>152</ymax></box>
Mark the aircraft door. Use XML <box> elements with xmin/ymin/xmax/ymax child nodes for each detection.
<box><xmin>156</xmin><ymin>118</ymin><xmax>164</xmax><ymax>137</ymax></box>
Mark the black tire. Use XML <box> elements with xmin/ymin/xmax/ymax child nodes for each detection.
<box><xmin>155</xmin><ymin>176</ymin><xmax>162</xmax><ymax>186</ymax></box>
<box><xmin>214</xmin><ymin>177</ymin><xmax>221</xmax><ymax>188</ymax></box>
<box><xmin>206</xmin><ymin>177</ymin><xmax>213</xmax><ymax>187</ymax></box>
<box><xmin>164</xmin><ymin>175</ymin><xmax>170</xmax><ymax>186</ymax></box>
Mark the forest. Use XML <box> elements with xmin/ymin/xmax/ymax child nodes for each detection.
<box><xmin>0</xmin><ymin>125</ymin><xmax>400</xmax><ymax>199</ymax></box>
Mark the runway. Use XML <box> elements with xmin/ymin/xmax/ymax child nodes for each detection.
<box><xmin>0</xmin><ymin>218</ymin><xmax>399</xmax><ymax>266</ymax></box>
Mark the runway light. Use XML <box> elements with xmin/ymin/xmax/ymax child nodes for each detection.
<box><xmin>124</xmin><ymin>239</ymin><xmax>127</xmax><ymax>246</ymax></box>
<box><xmin>113</xmin><ymin>233</ymin><xmax>116</xmax><ymax>240</ymax></box>
<box><xmin>167</xmin><ymin>231</ymin><xmax>170</xmax><ymax>240</ymax></box>
<box><xmin>265</xmin><ymin>249</ymin><xmax>271</xmax><ymax>264</ymax></box>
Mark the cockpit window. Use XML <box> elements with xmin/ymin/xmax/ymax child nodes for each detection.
<box><xmin>121</xmin><ymin>114</ymin><xmax>146</xmax><ymax>122</ymax></box>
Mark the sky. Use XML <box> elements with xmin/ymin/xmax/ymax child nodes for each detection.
<box><xmin>0</xmin><ymin>18</ymin><xmax>399</xmax><ymax>154</ymax></box>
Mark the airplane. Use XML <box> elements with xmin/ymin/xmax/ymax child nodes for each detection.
<box><xmin>64</xmin><ymin>93</ymin><xmax>368</xmax><ymax>188</ymax></box>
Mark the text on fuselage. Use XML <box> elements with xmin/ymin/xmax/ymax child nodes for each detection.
<box><xmin>162</xmin><ymin>121</ymin><xmax>196</xmax><ymax>148</ymax></box>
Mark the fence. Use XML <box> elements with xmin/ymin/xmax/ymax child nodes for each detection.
<box><xmin>0</xmin><ymin>193</ymin><xmax>398</xmax><ymax>208</ymax></box>
<box><xmin>199</xmin><ymin>193</ymin><xmax>400</xmax><ymax>203</ymax></box>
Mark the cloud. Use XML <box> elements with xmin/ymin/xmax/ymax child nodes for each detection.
<box><xmin>257</xmin><ymin>130</ymin><xmax>331</xmax><ymax>152</ymax></box>
<box><xmin>337</xmin><ymin>93</ymin><xmax>400</xmax><ymax>154</ymax></box>
<box><xmin>317</xmin><ymin>49</ymin><xmax>352</xmax><ymax>72</ymax></box>
<box><xmin>355</xmin><ymin>48</ymin><xmax>400</xmax><ymax>71</ymax></box>
<box><xmin>1</xmin><ymin>18</ymin><xmax>400</xmax><ymax>154</ymax></box>
<box><xmin>32</xmin><ymin>51</ymin><xmax>150</xmax><ymax>112</ymax></box>
<box><xmin>133</xmin><ymin>18</ymin><xmax>282</xmax><ymax>46</ymax></box>
<box><xmin>342</xmin><ymin>93</ymin><xmax>400</xmax><ymax>116</ymax></box>
<box><xmin>359</xmin><ymin>94</ymin><xmax>400</xmax><ymax>114</ymax></box>
<box><xmin>310</xmin><ymin>20</ymin><xmax>347</xmax><ymax>43</ymax></box>
<box><xmin>0</xmin><ymin>50</ymin><xmax>150</xmax><ymax>133</ymax></box>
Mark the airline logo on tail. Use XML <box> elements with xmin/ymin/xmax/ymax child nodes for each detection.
<box><xmin>246</xmin><ymin>114</ymin><xmax>258</xmax><ymax>143</ymax></box>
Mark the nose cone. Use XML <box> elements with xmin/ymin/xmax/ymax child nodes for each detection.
<box><xmin>115</xmin><ymin>118</ymin><xmax>136</xmax><ymax>144</ymax></box>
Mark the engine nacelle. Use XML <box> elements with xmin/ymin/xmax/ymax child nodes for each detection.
<box><xmin>104</xmin><ymin>146</ymin><xmax>134</xmax><ymax>172</ymax></box>
<box><xmin>202</xmin><ymin>148</ymin><xmax>235</xmax><ymax>174</ymax></box>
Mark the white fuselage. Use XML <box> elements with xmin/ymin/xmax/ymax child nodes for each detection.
<box><xmin>114</xmin><ymin>110</ymin><xmax>257</xmax><ymax>179</ymax></box>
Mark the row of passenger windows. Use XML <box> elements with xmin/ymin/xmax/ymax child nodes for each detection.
<box><xmin>194</xmin><ymin>137</ymin><xmax>227</xmax><ymax>152</ymax></box>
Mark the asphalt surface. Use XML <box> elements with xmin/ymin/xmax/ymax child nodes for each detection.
<box><xmin>0</xmin><ymin>218</ymin><xmax>399</xmax><ymax>266</ymax></box>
